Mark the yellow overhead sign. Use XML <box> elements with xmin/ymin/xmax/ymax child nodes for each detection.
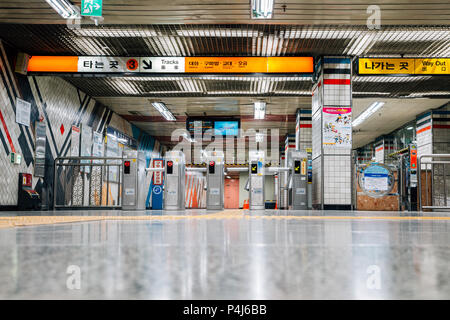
<box><xmin>414</xmin><ymin>58</ymin><xmax>449</xmax><ymax>75</ymax></box>
<box><xmin>358</xmin><ymin>58</ymin><xmax>449</xmax><ymax>75</ymax></box>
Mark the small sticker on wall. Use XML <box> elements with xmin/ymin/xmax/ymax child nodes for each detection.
<box><xmin>125</xmin><ymin>188</ymin><xmax>135</xmax><ymax>195</ymax></box>
<box><xmin>210</xmin><ymin>188</ymin><xmax>220</xmax><ymax>195</ymax></box>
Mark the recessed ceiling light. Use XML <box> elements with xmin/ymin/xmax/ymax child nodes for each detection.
<box><xmin>151</xmin><ymin>102</ymin><xmax>176</xmax><ymax>121</ymax></box>
<box><xmin>45</xmin><ymin>0</ymin><xmax>80</xmax><ymax>19</ymax></box>
<box><xmin>352</xmin><ymin>102</ymin><xmax>385</xmax><ymax>127</ymax></box>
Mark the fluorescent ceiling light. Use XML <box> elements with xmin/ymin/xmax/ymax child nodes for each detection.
<box><xmin>406</xmin><ymin>126</ymin><xmax>414</xmax><ymax>130</ymax></box>
<box><xmin>151</xmin><ymin>102</ymin><xmax>176</xmax><ymax>121</ymax></box>
<box><xmin>45</xmin><ymin>0</ymin><xmax>80</xmax><ymax>19</ymax></box>
<box><xmin>251</xmin><ymin>0</ymin><xmax>274</xmax><ymax>19</ymax></box>
<box><xmin>176</xmin><ymin>29</ymin><xmax>262</xmax><ymax>38</ymax></box>
<box><xmin>72</xmin><ymin>28</ymin><xmax>158</xmax><ymax>37</ymax></box>
<box><xmin>254</xmin><ymin>101</ymin><xmax>266</xmax><ymax>119</ymax></box>
<box><xmin>352</xmin><ymin>101</ymin><xmax>385</xmax><ymax>127</ymax></box>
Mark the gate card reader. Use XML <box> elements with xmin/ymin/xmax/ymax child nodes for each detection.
<box><xmin>249</xmin><ymin>150</ymin><xmax>265</xmax><ymax>210</ymax></box>
<box><xmin>205</xmin><ymin>151</ymin><xmax>224</xmax><ymax>210</ymax></box>
<box><xmin>287</xmin><ymin>150</ymin><xmax>308</xmax><ymax>210</ymax></box>
<box><xmin>164</xmin><ymin>151</ymin><xmax>186</xmax><ymax>210</ymax></box>
<box><xmin>18</xmin><ymin>173</ymin><xmax>41</xmax><ymax>210</ymax></box>
<box><xmin>122</xmin><ymin>150</ymin><xmax>147</xmax><ymax>210</ymax></box>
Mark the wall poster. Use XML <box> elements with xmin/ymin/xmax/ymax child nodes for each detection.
<box><xmin>322</xmin><ymin>107</ymin><xmax>352</xmax><ymax>148</ymax></box>
<box><xmin>34</xmin><ymin>121</ymin><xmax>47</xmax><ymax>178</ymax></box>
<box><xmin>70</xmin><ymin>125</ymin><xmax>80</xmax><ymax>156</ymax></box>
<box><xmin>16</xmin><ymin>98</ymin><xmax>31</xmax><ymax>127</ymax></box>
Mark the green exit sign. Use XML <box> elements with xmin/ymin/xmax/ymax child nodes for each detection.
<box><xmin>81</xmin><ymin>0</ymin><xmax>103</xmax><ymax>17</ymax></box>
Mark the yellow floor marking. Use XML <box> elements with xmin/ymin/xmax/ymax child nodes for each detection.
<box><xmin>0</xmin><ymin>210</ymin><xmax>449</xmax><ymax>229</ymax></box>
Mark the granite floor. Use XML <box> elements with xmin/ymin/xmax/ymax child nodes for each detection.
<box><xmin>0</xmin><ymin>209</ymin><xmax>449</xmax><ymax>299</ymax></box>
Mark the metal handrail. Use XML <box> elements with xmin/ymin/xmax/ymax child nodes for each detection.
<box><xmin>418</xmin><ymin>154</ymin><xmax>450</xmax><ymax>211</ymax></box>
<box><xmin>53</xmin><ymin>156</ymin><xmax>124</xmax><ymax>209</ymax></box>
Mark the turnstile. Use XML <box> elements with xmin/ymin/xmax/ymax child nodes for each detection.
<box><xmin>164</xmin><ymin>151</ymin><xmax>186</xmax><ymax>210</ymax></box>
<box><xmin>205</xmin><ymin>151</ymin><xmax>224</xmax><ymax>210</ymax></box>
<box><xmin>398</xmin><ymin>143</ymin><xmax>418</xmax><ymax>211</ymax></box>
<box><xmin>248</xmin><ymin>150</ymin><xmax>266</xmax><ymax>210</ymax></box>
<box><xmin>122</xmin><ymin>150</ymin><xmax>147</xmax><ymax>210</ymax></box>
<box><xmin>287</xmin><ymin>149</ymin><xmax>308</xmax><ymax>210</ymax></box>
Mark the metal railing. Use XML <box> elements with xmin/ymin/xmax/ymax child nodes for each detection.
<box><xmin>53</xmin><ymin>156</ymin><xmax>124</xmax><ymax>209</ymax></box>
<box><xmin>418</xmin><ymin>154</ymin><xmax>450</xmax><ymax>211</ymax></box>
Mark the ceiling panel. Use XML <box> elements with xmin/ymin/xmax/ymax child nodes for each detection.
<box><xmin>0</xmin><ymin>0</ymin><xmax>449</xmax><ymax>24</ymax></box>
<box><xmin>352</xmin><ymin>98</ymin><xmax>449</xmax><ymax>148</ymax></box>
<box><xmin>0</xmin><ymin>24</ymin><xmax>448</xmax><ymax>57</ymax></box>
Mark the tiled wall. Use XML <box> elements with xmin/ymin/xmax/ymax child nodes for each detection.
<box><xmin>296</xmin><ymin>108</ymin><xmax>312</xmax><ymax>151</ymax></box>
<box><xmin>0</xmin><ymin>41</ymin><xmax>161</xmax><ymax>209</ymax></box>
<box><xmin>312</xmin><ymin>57</ymin><xmax>353</xmax><ymax>209</ymax></box>
<box><xmin>428</xmin><ymin>105</ymin><xmax>450</xmax><ymax>206</ymax></box>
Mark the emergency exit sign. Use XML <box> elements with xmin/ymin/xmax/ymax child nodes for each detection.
<box><xmin>81</xmin><ymin>0</ymin><xmax>102</xmax><ymax>17</ymax></box>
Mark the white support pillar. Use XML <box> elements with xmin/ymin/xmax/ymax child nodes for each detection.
<box><xmin>312</xmin><ymin>57</ymin><xmax>353</xmax><ymax>210</ymax></box>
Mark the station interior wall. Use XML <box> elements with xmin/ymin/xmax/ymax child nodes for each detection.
<box><xmin>0</xmin><ymin>41</ymin><xmax>163</xmax><ymax>208</ymax></box>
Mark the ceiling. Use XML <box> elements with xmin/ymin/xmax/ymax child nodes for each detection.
<box><xmin>1</xmin><ymin>0</ymin><xmax>449</xmax><ymax>25</ymax></box>
<box><xmin>353</xmin><ymin>98</ymin><xmax>449</xmax><ymax>148</ymax></box>
<box><xmin>0</xmin><ymin>24</ymin><xmax>448</xmax><ymax>57</ymax></box>
<box><xmin>97</xmin><ymin>96</ymin><xmax>306</xmax><ymax>149</ymax></box>
<box><xmin>0</xmin><ymin>23</ymin><xmax>448</xmax><ymax>99</ymax></box>
<box><xmin>96</xmin><ymin>95</ymin><xmax>450</xmax><ymax>150</ymax></box>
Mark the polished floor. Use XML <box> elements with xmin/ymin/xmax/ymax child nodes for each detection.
<box><xmin>0</xmin><ymin>209</ymin><xmax>449</xmax><ymax>299</ymax></box>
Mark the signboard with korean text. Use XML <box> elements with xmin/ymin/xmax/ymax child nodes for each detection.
<box><xmin>34</xmin><ymin>122</ymin><xmax>46</xmax><ymax>178</ymax></box>
<box><xmin>358</xmin><ymin>58</ymin><xmax>449</xmax><ymax>75</ymax></box>
<box><xmin>153</xmin><ymin>159</ymin><xmax>163</xmax><ymax>185</ymax></box>
<box><xmin>322</xmin><ymin>107</ymin><xmax>352</xmax><ymax>148</ymax></box>
<box><xmin>28</xmin><ymin>56</ymin><xmax>313</xmax><ymax>74</ymax></box>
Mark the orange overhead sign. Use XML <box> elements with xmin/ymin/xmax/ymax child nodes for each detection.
<box><xmin>27</xmin><ymin>56</ymin><xmax>313</xmax><ymax>74</ymax></box>
<box><xmin>27</xmin><ymin>56</ymin><xmax>78</xmax><ymax>72</ymax></box>
<box><xmin>185</xmin><ymin>56</ymin><xmax>313</xmax><ymax>73</ymax></box>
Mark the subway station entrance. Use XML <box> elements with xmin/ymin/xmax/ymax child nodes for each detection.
<box><xmin>0</xmin><ymin>0</ymin><xmax>449</xmax><ymax>301</ymax></box>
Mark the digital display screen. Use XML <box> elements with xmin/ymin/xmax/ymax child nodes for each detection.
<box><xmin>214</xmin><ymin>121</ymin><xmax>239</xmax><ymax>136</ymax></box>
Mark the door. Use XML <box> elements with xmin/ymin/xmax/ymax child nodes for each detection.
<box><xmin>224</xmin><ymin>178</ymin><xmax>240</xmax><ymax>209</ymax></box>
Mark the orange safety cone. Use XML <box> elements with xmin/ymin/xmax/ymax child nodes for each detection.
<box><xmin>275</xmin><ymin>200</ymin><xmax>278</xmax><ymax>209</ymax></box>
<box><xmin>243</xmin><ymin>200</ymin><xmax>249</xmax><ymax>209</ymax></box>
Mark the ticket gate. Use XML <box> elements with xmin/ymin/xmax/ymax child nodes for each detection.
<box><xmin>398</xmin><ymin>143</ymin><xmax>418</xmax><ymax>211</ymax></box>
<box><xmin>163</xmin><ymin>151</ymin><xmax>186</xmax><ymax>210</ymax></box>
<box><xmin>286</xmin><ymin>150</ymin><xmax>308</xmax><ymax>210</ymax></box>
<box><xmin>205</xmin><ymin>151</ymin><xmax>225</xmax><ymax>210</ymax></box>
<box><xmin>248</xmin><ymin>151</ymin><xmax>266</xmax><ymax>210</ymax></box>
<box><xmin>18</xmin><ymin>173</ymin><xmax>41</xmax><ymax>210</ymax></box>
<box><xmin>227</xmin><ymin>151</ymin><xmax>269</xmax><ymax>210</ymax></box>
<box><xmin>227</xmin><ymin>150</ymin><xmax>309</xmax><ymax>211</ymax></box>
<box><xmin>122</xmin><ymin>150</ymin><xmax>147</xmax><ymax>210</ymax></box>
